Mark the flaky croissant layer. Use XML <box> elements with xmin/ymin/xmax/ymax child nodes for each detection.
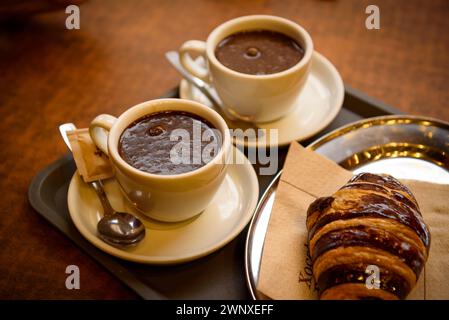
<box><xmin>306</xmin><ymin>173</ymin><xmax>431</xmax><ymax>300</ymax></box>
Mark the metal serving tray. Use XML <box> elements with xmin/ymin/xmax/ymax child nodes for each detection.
<box><xmin>245</xmin><ymin>115</ymin><xmax>449</xmax><ymax>299</ymax></box>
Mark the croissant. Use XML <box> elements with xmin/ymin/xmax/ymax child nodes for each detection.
<box><xmin>306</xmin><ymin>173</ymin><xmax>430</xmax><ymax>300</ymax></box>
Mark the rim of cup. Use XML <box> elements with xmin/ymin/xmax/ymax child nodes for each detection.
<box><xmin>206</xmin><ymin>14</ymin><xmax>314</xmax><ymax>80</ymax></box>
<box><xmin>108</xmin><ymin>98</ymin><xmax>231</xmax><ymax>180</ymax></box>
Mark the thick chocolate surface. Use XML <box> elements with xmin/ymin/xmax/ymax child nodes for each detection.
<box><xmin>215</xmin><ymin>30</ymin><xmax>304</xmax><ymax>75</ymax></box>
<box><xmin>119</xmin><ymin>111</ymin><xmax>220</xmax><ymax>175</ymax></box>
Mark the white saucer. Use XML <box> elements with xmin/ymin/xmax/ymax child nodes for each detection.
<box><xmin>67</xmin><ymin>146</ymin><xmax>259</xmax><ymax>265</ymax></box>
<box><xmin>180</xmin><ymin>51</ymin><xmax>344</xmax><ymax>148</ymax></box>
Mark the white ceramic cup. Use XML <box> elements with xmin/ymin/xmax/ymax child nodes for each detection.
<box><xmin>179</xmin><ymin>15</ymin><xmax>313</xmax><ymax>123</ymax></box>
<box><xmin>89</xmin><ymin>98</ymin><xmax>231</xmax><ymax>222</ymax></box>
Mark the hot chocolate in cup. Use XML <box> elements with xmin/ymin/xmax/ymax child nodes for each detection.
<box><xmin>179</xmin><ymin>15</ymin><xmax>313</xmax><ymax>123</ymax></box>
<box><xmin>89</xmin><ymin>98</ymin><xmax>231</xmax><ymax>222</ymax></box>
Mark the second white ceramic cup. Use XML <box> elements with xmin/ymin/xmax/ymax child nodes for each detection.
<box><xmin>179</xmin><ymin>15</ymin><xmax>313</xmax><ymax>123</ymax></box>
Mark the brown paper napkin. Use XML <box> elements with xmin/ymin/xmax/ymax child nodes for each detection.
<box><xmin>67</xmin><ymin>128</ymin><xmax>114</xmax><ymax>182</ymax></box>
<box><xmin>257</xmin><ymin>142</ymin><xmax>449</xmax><ymax>300</ymax></box>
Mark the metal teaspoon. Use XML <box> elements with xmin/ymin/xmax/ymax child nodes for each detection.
<box><xmin>59</xmin><ymin>123</ymin><xmax>145</xmax><ymax>247</ymax></box>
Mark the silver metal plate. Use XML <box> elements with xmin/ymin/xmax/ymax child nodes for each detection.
<box><xmin>245</xmin><ymin>115</ymin><xmax>449</xmax><ymax>299</ymax></box>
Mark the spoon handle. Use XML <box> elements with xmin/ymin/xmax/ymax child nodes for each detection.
<box><xmin>90</xmin><ymin>180</ymin><xmax>115</xmax><ymax>216</ymax></box>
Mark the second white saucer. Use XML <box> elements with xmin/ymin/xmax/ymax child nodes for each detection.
<box><xmin>180</xmin><ymin>51</ymin><xmax>344</xmax><ymax>148</ymax></box>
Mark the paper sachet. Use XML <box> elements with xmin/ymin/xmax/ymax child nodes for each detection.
<box><xmin>67</xmin><ymin>128</ymin><xmax>114</xmax><ymax>182</ymax></box>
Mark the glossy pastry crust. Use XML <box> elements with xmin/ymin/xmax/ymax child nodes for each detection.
<box><xmin>306</xmin><ymin>173</ymin><xmax>431</xmax><ymax>300</ymax></box>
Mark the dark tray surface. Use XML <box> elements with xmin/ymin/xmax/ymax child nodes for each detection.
<box><xmin>29</xmin><ymin>85</ymin><xmax>399</xmax><ymax>299</ymax></box>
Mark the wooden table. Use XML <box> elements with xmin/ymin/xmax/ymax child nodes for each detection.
<box><xmin>1</xmin><ymin>0</ymin><xmax>448</xmax><ymax>299</ymax></box>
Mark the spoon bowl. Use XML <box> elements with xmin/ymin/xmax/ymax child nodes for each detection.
<box><xmin>97</xmin><ymin>211</ymin><xmax>146</xmax><ymax>247</ymax></box>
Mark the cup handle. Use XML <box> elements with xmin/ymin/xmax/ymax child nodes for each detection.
<box><xmin>89</xmin><ymin>114</ymin><xmax>117</xmax><ymax>156</ymax></box>
<box><xmin>179</xmin><ymin>40</ymin><xmax>210</xmax><ymax>83</ymax></box>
